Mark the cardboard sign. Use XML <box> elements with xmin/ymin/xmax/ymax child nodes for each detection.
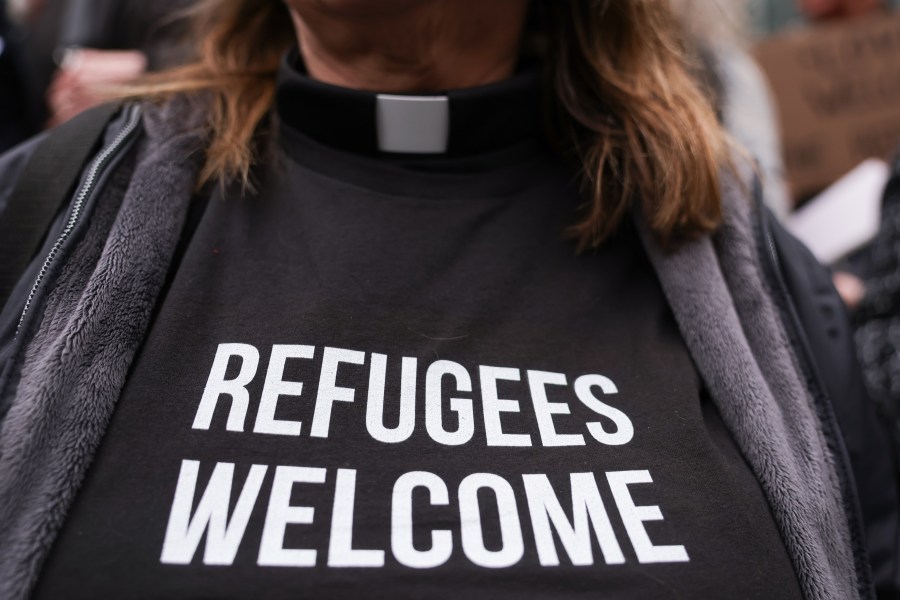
<box><xmin>754</xmin><ymin>12</ymin><xmax>900</xmax><ymax>201</ymax></box>
<box><xmin>785</xmin><ymin>159</ymin><xmax>886</xmax><ymax>263</ymax></box>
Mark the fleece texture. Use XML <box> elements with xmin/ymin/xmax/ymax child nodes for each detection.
<box><xmin>0</xmin><ymin>100</ymin><xmax>204</xmax><ymax>600</ymax></box>
<box><xmin>634</xmin><ymin>163</ymin><xmax>857</xmax><ymax>599</ymax></box>
<box><xmin>0</xmin><ymin>101</ymin><xmax>857</xmax><ymax>599</ymax></box>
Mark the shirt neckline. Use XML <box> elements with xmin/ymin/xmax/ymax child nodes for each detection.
<box><xmin>273</xmin><ymin>48</ymin><xmax>555</xmax><ymax>199</ymax></box>
<box><xmin>275</xmin><ymin>48</ymin><xmax>546</xmax><ymax>159</ymax></box>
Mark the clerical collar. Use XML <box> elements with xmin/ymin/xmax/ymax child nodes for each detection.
<box><xmin>275</xmin><ymin>49</ymin><xmax>544</xmax><ymax>158</ymax></box>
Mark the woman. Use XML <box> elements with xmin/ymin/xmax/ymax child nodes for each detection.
<box><xmin>0</xmin><ymin>1</ymin><xmax>896</xmax><ymax>598</ymax></box>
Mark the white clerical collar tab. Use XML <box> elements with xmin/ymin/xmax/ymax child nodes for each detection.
<box><xmin>375</xmin><ymin>94</ymin><xmax>449</xmax><ymax>154</ymax></box>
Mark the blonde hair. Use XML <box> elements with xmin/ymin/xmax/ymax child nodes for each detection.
<box><xmin>130</xmin><ymin>0</ymin><xmax>729</xmax><ymax>247</ymax></box>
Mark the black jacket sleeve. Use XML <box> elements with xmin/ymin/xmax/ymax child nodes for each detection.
<box><xmin>771</xmin><ymin>213</ymin><xmax>900</xmax><ymax>598</ymax></box>
<box><xmin>0</xmin><ymin>134</ymin><xmax>47</xmax><ymax>218</ymax></box>
<box><xmin>0</xmin><ymin>134</ymin><xmax>57</xmax><ymax>315</ymax></box>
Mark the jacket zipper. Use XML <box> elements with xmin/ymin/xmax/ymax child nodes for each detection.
<box><xmin>15</xmin><ymin>105</ymin><xmax>142</xmax><ymax>337</ymax></box>
<box><xmin>754</xmin><ymin>185</ymin><xmax>875</xmax><ymax>599</ymax></box>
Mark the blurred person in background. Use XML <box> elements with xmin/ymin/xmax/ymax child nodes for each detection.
<box><xmin>44</xmin><ymin>0</ymin><xmax>192</xmax><ymax>125</ymax></box>
<box><xmin>799</xmin><ymin>0</ymin><xmax>888</xmax><ymax>19</ymax></box>
<box><xmin>0</xmin><ymin>1</ymin><xmax>897</xmax><ymax>599</ymax></box>
<box><xmin>6</xmin><ymin>0</ymin><xmax>191</xmax><ymax>134</ymax></box>
<box><xmin>0</xmin><ymin>0</ymin><xmax>31</xmax><ymax>152</ymax></box>
<box><xmin>750</xmin><ymin>0</ymin><xmax>897</xmax><ymax>33</ymax></box>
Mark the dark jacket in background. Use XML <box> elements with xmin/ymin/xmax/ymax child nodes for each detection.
<box><xmin>855</xmin><ymin>152</ymin><xmax>900</xmax><ymax>463</ymax></box>
<box><xmin>0</xmin><ymin>0</ymin><xmax>32</xmax><ymax>152</ymax></box>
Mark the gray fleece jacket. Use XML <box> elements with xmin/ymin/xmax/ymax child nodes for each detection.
<box><xmin>0</xmin><ymin>99</ymin><xmax>887</xmax><ymax>599</ymax></box>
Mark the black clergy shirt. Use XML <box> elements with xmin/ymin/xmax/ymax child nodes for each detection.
<box><xmin>34</xmin><ymin>51</ymin><xmax>803</xmax><ymax>600</ymax></box>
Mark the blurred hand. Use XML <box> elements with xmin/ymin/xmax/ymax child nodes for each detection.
<box><xmin>833</xmin><ymin>271</ymin><xmax>866</xmax><ymax>310</ymax></box>
<box><xmin>797</xmin><ymin>0</ymin><xmax>885</xmax><ymax>20</ymax></box>
<box><xmin>46</xmin><ymin>48</ymin><xmax>147</xmax><ymax>127</ymax></box>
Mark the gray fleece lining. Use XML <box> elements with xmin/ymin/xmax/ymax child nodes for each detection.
<box><xmin>635</xmin><ymin>163</ymin><xmax>856</xmax><ymax>599</ymax></box>
<box><xmin>0</xmin><ymin>101</ymin><xmax>204</xmax><ymax>600</ymax></box>
<box><xmin>0</xmin><ymin>100</ymin><xmax>856</xmax><ymax>599</ymax></box>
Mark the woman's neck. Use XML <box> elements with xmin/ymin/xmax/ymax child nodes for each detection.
<box><xmin>286</xmin><ymin>0</ymin><xmax>529</xmax><ymax>92</ymax></box>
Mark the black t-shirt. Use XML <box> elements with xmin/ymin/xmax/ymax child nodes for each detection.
<box><xmin>34</xmin><ymin>55</ymin><xmax>803</xmax><ymax>599</ymax></box>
